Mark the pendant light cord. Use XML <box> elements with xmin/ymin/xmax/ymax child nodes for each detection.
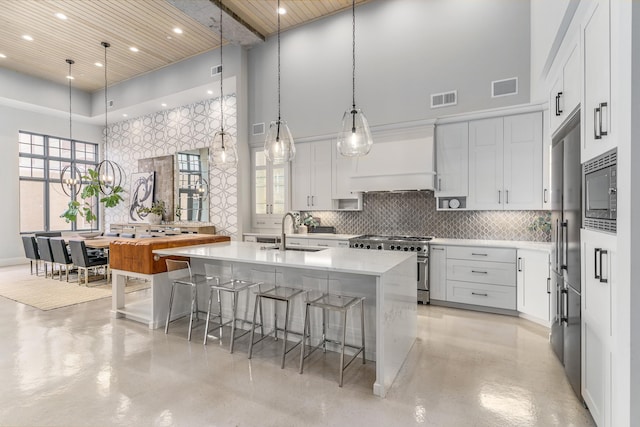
<box><xmin>102</xmin><ymin>42</ymin><xmax>110</xmax><ymax>161</ymax></box>
<box><xmin>219</xmin><ymin>3</ymin><xmax>225</xmax><ymax>135</ymax></box>
<box><xmin>352</xmin><ymin>0</ymin><xmax>356</xmax><ymax>110</ymax></box>
<box><xmin>67</xmin><ymin>60</ymin><xmax>73</xmax><ymax>143</ymax></box>
<box><xmin>276</xmin><ymin>0</ymin><xmax>282</xmax><ymax>139</ymax></box>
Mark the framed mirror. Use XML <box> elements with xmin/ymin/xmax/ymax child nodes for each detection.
<box><xmin>175</xmin><ymin>148</ymin><xmax>209</xmax><ymax>222</ymax></box>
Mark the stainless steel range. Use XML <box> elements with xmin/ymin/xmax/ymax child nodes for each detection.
<box><xmin>349</xmin><ymin>235</ymin><xmax>433</xmax><ymax>304</ymax></box>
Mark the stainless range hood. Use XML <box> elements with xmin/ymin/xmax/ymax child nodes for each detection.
<box><xmin>348</xmin><ymin>124</ymin><xmax>435</xmax><ymax>192</ymax></box>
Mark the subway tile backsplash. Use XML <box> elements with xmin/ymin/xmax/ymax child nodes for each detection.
<box><xmin>303</xmin><ymin>191</ymin><xmax>551</xmax><ymax>242</ymax></box>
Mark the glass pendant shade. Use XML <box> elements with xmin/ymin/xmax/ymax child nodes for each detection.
<box><xmin>337</xmin><ymin>107</ymin><xmax>373</xmax><ymax>157</ymax></box>
<box><xmin>212</xmin><ymin>129</ymin><xmax>238</xmax><ymax>169</ymax></box>
<box><xmin>264</xmin><ymin>119</ymin><xmax>295</xmax><ymax>164</ymax></box>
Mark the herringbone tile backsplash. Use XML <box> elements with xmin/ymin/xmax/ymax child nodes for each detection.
<box><xmin>304</xmin><ymin>191</ymin><xmax>550</xmax><ymax>242</ymax></box>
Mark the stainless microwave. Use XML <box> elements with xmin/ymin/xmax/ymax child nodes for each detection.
<box><xmin>584</xmin><ymin>149</ymin><xmax>617</xmax><ymax>224</ymax></box>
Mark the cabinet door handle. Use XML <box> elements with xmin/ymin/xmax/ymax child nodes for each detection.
<box><xmin>498</xmin><ymin>190</ymin><xmax>501</xmax><ymax>204</ymax></box>
<box><xmin>432</xmin><ymin>248</ymin><xmax>445</xmax><ymax>251</ymax></box>
<box><xmin>471</xmin><ymin>253</ymin><xmax>488</xmax><ymax>256</ymax></box>
<box><xmin>311</xmin><ymin>195</ymin><xmax>315</xmax><ymax>206</ymax></box>
<box><xmin>517</xmin><ymin>257</ymin><xmax>523</xmax><ymax>272</ymax></box>
<box><xmin>594</xmin><ymin>248</ymin><xmax>601</xmax><ymax>279</ymax></box>
<box><xmin>544</xmin><ymin>188</ymin><xmax>548</xmax><ymax>203</ymax></box>
<box><xmin>557</xmin><ymin>92</ymin><xmax>563</xmax><ymax>115</ymax></box>
<box><xmin>562</xmin><ymin>220</ymin><xmax>569</xmax><ymax>270</ymax></box>
<box><xmin>307</xmin><ymin>196</ymin><xmax>310</xmax><ymax>207</ymax></box>
<box><xmin>471</xmin><ymin>292</ymin><xmax>488</xmax><ymax>297</ymax></box>
<box><xmin>599</xmin><ymin>102</ymin><xmax>608</xmax><ymax>137</ymax></box>
<box><xmin>438</xmin><ymin>177</ymin><xmax>442</xmax><ymax>192</ymax></box>
<box><xmin>594</xmin><ymin>106</ymin><xmax>602</xmax><ymax>140</ymax></box>
<box><xmin>599</xmin><ymin>249</ymin><xmax>608</xmax><ymax>283</ymax></box>
<box><xmin>471</xmin><ymin>270</ymin><xmax>488</xmax><ymax>274</ymax></box>
<box><xmin>506</xmin><ymin>190</ymin><xmax>509</xmax><ymax>204</ymax></box>
<box><xmin>547</xmin><ymin>277</ymin><xmax>551</xmax><ymax>294</ymax></box>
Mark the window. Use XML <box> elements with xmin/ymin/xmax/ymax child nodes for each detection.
<box><xmin>18</xmin><ymin>131</ymin><xmax>98</xmax><ymax>233</ymax></box>
<box><xmin>177</xmin><ymin>152</ymin><xmax>207</xmax><ymax>222</ymax></box>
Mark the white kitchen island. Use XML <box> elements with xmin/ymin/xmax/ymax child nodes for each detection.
<box><xmin>153</xmin><ymin>241</ymin><xmax>417</xmax><ymax>397</ymax></box>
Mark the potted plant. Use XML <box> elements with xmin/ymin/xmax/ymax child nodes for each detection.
<box><xmin>137</xmin><ymin>200</ymin><xmax>166</xmax><ymax>225</ymax></box>
<box><xmin>61</xmin><ymin>168</ymin><xmax>125</xmax><ymax>234</ymax></box>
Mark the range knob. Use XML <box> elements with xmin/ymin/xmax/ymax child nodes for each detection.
<box><xmin>377</xmin><ymin>245</ymin><xmax>382</xmax><ymax>250</ymax></box>
<box><xmin>359</xmin><ymin>243</ymin><xmax>364</xmax><ymax>248</ymax></box>
<box><xmin>403</xmin><ymin>247</ymin><xmax>408</xmax><ymax>251</ymax></box>
<box><xmin>390</xmin><ymin>245</ymin><xmax>395</xmax><ymax>250</ymax></box>
<box><xmin>410</xmin><ymin>247</ymin><xmax>415</xmax><ymax>251</ymax></box>
<box><xmin>366</xmin><ymin>245</ymin><xmax>371</xmax><ymax>249</ymax></box>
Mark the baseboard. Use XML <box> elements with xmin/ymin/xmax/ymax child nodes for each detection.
<box><xmin>0</xmin><ymin>258</ymin><xmax>28</xmax><ymax>268</ymax></box>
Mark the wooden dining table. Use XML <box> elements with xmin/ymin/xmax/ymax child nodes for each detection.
<box><xmin>66</xmin><ymin>236</ymin><xmax>119</xmax><ymax>249</ymax></box>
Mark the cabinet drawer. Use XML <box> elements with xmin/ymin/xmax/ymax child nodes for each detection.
<box><xmin>447</xmin><ymin>259</ymin><xmax>516</xmax><ymax>286</ymax></box>
<box><xmin>447</xmin><ymin>246</ymin><xmax>515</xmax><ymax>263</ymax></box>
<box><xmin>447</xmin><ymin>280</ymin><xmax>516</xmax><ymax>310</ymax></box>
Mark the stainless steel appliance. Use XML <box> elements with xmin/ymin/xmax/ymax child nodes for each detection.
<box><xmin>550</xmin><ymin>114</ymin><xmax>582</xmax><ymax>400</ymax></box>
<box><xmin>583</xmin><ymin>148</ymin><xmax>617</xmax><ymax>232</ymax></box>
<box><xmin>349</xmin><ymin>235</ymin><xmax>432</xmax><ymax>304</ymax></box>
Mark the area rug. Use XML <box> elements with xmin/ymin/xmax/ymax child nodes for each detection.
<box><xmin>0</xmin><ymin>265</ymin><xmax>150</xmax><ymax>311</ymax></box>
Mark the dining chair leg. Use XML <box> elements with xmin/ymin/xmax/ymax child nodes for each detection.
<box><xmin>339</xmin><ymin>310</ymin><xmax>348</xmax><ymax>387</ymax></box>
<box><xmin>299</xmin><ymin>302</ymin><xmax>310</xmax><ymax>374</ymax></box>
<box><xmin>361</xmin><ymin>299</ymin><xmax>366</xmax><ymax>363</ymax></box>
<box><xmin>165</xmin><ymin>284</ymin><xmax>176</xmax><ymax>334</ymax></box>
<box><xmin>230</xmin><ymin>291</ymin><xmax>239</xmax><ymax>353</ymax></box>
<box><xmin>217</xmin><ymin>289</ymin><xmax>223</xmax><ymax>341</ymax></box>
<box><xmin>188</xmin><ymin>286</ymin><xmax>196</xmax><ymax>341</ymax></box>
<box><xmin>248</xmin><ymin>294</ymin><xmax>260</xmax><ymax>360</ymax></box>
<box><xmin>203</xmin><ymin>287</ymin><xmax>214</xmax><ymax>345</ymax></box>
<box><xmin>281</xmin><ymin>300</ymin><xmax>290</xmax><ymax>369</ymax></box>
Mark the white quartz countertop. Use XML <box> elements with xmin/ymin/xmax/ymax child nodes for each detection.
<box><xmin>430</xmin><ymin>238</ymin><xmax>552</xmax><ymax>252</ymax></box>
<box><xmin>154</xmin><ymin>241</ymin><xmax>414</xmax><ymax>276</ymax></box>
<box><xmin>243</xmin><ymin>233</ymin><xmax>360</xmax><ymax>240</ymax></box>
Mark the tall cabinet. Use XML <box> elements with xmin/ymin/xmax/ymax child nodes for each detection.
<box><xmin>251</xmin><ymin>147</ymin><xmax>289</xmax><ymax>228</ymax></box>
<box><xmin>291</xmin><ymin>141</ymin><xmax>332</xmax><ymax>211</ymax></box>
<box><xmin>468</xmin><ymin>112</ymin><xmax>543</xmax><ymax>210</ymax></box>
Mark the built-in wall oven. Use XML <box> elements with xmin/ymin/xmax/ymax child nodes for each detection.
<box><xmin>349</xmin><ymin>235</ymin><xmax>432</xmax><ymax>304</ymax></box>
<box><xmin>583</xmin><ymin>148</ymin><xmax>617</xmax><ymax>233</ymax></box>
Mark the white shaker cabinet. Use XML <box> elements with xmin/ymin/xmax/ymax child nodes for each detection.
<box><xmin>581</xmin><ymin>228</ymin><xmax>616</xmax><ymax>427</ymax></box>
<box><xmin>429</xmin><ymin>245</ymin><xmax>447</xmax><ymax>301</ymax></box>
<box><xmin>582</xmin><ymin>0</ymin><xmax>613</xmax><ymax>162</ymax></box>
<box><xmin>516</xmin><ymin>249</ymin><xmax>551</xmax><ymax>326</ymax></box>
<box><xmin>291</xmin><ymin>141</ymin><xmax>332</xmax><ymax>211</ymax></box>
<box><xmin>434</xmin><ymin>122</ymin><xmax>469</xmax><ymax>198</ymax></box>
<box><xmin>252</xmin><ymin>147</ymin><xmax>289</xmax><ymax>229</ymax></box>
<box><xmin>468</xmin><ymin>113</ymin><xmax>543</xmax><ymax>210</ymax></box>
<box><xmin>549</xmin><ymin>42</ymin><xmax>581</xmax><ymax>135</ymax></box>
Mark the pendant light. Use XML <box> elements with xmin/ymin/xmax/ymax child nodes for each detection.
<box><xmin>212</xmin><ymin>1</ymin><xmax>238</xmax><ymax>170</ymax></box>
<box><xmin>96</xmin><ymin>41</ymin><xmax>124</xmax><ymax>195</ymax></box>
<box><xmin>60</xmin><ymin>58</ymin><xmax>81</xmax><ymax>197</ymax></box>
<box><xmin>337</xmin><ymin>0</ymin><xmax>373</xmax><ymax>157</ymax></box>
<box><xmin>264</xmin><ymin>0</ymin><xmax>295</xmax><ymax>164</ymax></box>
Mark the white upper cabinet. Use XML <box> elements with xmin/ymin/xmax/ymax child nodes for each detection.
<box><xmin>582</xmin><ymin>0</ymin><xmax>613</xmax><ymax>162</ymax></box>
<box><xmin>468</xmin><ymin>112</ymin><xmax>543</xmax><ymax>210</ymax></box>
<box><xmin>291</xmin><ymin>140</ymin><xmax>332</xmax><ymax>211</ymax></box>
<box><xmin>435</xmin><ymin>122</ymin><xmax>469</xmax><ymax>198</ymax></box>
<box><xmin>468</xmin><ymin>117</ymin><xmax>504</xmax><ymax>210</ymax></box>
<box><xmin>549</xmin><ymin>42</ymin><xmax>581</xmax><ymax>135</ymax></box>
<box><xmin>252</xmin><ymin>147</ymin><xmax>290</xmax><ymax>229</ymax></box>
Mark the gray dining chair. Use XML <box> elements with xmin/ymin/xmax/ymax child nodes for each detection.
<box><xmin>21</xmin><ymin>235</ymin><xmax>41</xmax><ymax>275</ymax></box>
<box><xmin>68</xmin><ymin>240</ymin><xmax>109</xmax><ymax>286</ymax></box>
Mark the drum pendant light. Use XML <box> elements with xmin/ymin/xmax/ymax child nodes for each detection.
<box><xmin>211</xmin><ymin>1</ymin><xmax>238</xmax><ymax>170</ymax></box>
<box><xmin>337</xmin><ymin>0</ymin><xmax>373</xmax><ymax>157</ymax></box>
<box><xmin>264</xmin><ymin>0</ymin><xmax>295</xmax><ymax>164</ymax></box>
<box><xmin>96</xmin><ymin>41</ymin><xmax>124</xmax><ymax>195</ymax></box>
<box><xmin>60</xmin><ymin>59</ymin><xmax>81</xmax><ymax>198</ymax></box>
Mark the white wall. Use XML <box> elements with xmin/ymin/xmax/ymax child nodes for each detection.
<box><xmin>0</xmin><ymin>104</ymin><xmax>102</xmax><ymax>265</ymax></box>
<box><xmin>248</xmin><ymin>0</ymin><xmax>531</xmax><ymax>142</ymax></box>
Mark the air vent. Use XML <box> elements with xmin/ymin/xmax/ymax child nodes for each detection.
<box><xmin>211</xmin><ymin>64</ymin><xmax>223</xmax><ymax>77</ymax></box>
<box><xmin>492</xmin><ymin>77</ymin><xmax>518</xmax><ymax>98</ymax></box>
<box><xmin>252</xmin><ymin>122</ymin><xmax>265</xmax><ymax>135</ymax></box>
<box><xmin>583</xmin><ymin>149</ymin><xmax>617</xmax><ymax>174</ymax></box>
<box><xmin>431</xmin><ymin>90</ymin><xmax>457</xmax><ymax>108</ymax></box>
<box><xmin>583</xmin><ymin>218</ymin><xmax>616</xmax><ymax>234</ymax></box>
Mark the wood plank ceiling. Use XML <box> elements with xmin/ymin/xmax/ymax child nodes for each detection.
<box><xmin>0</xmin><ymin>0</ymin><xmax>372</xmax><ymax>93</ymax></box>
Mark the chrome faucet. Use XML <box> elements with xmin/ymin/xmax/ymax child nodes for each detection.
<box><xmin>280</xmin><ymin>212</ymin><xmax>296</xmax><ymax>251</ymax></box>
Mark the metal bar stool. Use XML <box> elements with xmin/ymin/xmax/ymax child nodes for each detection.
<box><xmin>165</xmin><ymin>259</ymin><xmax>209</xmax><ymax>341</ymax></box>
<box><xmin>299</xmin><ymin>291</ymin><xmax>366</xmax><ymax>387</ymax></box>
<box><xmin>248</xmin><ymin>269</ymin><xmax>305</xmax><ymax>368</ymax></box>
<box><xmin>203</xmin><ymin>263</ymin><xmax>261</xmax><ymax>352</ymax></box>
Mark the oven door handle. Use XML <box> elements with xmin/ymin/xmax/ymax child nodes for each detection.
<box><xmin>417</xmin><ymin>257</ymin><xmax>428</xmax><ymax>284</ymax></box>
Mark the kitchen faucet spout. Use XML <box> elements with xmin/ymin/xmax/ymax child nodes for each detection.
<box><xmin>280</xmin><ymin>212</ymin><xmax>296</xmax><ymax>251</ymax></box>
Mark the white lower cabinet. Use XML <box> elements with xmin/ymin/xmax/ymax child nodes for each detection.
<box><xmin>581</xmin><ymin>229</ymin><xmax>615</xmax><ymax>427</ymax></box>
<box><xmin>516</xmin><ymin>249</ymin><xmax>551</xmax><ymax>326</ymax></box>
<box><xmin>285</xmin><ymin>236</ymin><xmax>349</xmax><ymax>248</ymax></box>
<box><xmin>429</xmin><ymin>245</ymin><xmax>447</xmax><ymax>300</ymax></box>
<box><xmin>430</xmin><ymin>244</ymin><xmax>517</xmax><ymax>311</ymax></box>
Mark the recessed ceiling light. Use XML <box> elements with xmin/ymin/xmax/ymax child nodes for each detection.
<box><xmin>66</xmin><ymin>75</ymin><xmax>74</xmax><ymax>80</ymax></box>
<box><xmin>207</xmin><ymin>90</ymin><xmax>213</xmax><ymax>95</ymax></box>
<box><xmin>166</xmin><ymin>36</ymin><xmax>173</xmax><ymax>40</ymax></box>
<box><xmin>94</xmin><ymin>62</ymin><xmax>103</xmax><ymax>67</ymax></box>
<box><xmin>277</xmin><ymin>7</ymin><xmax>286</xmax><ymax>15</ymax></box>
<box><xmin>0</xmin><ymin>53</ymin><xmax>6</xmax><ymax>59</ymax></box>
<box><xmin>161</xmin><ymin>103</ymin><xmax>167</xmax><ymax>107</ymax></box>
<box><xmin>173</xmin><ymin>27</ymin><xmax>183</xmax><ymax>34</ymax></box>
<box><xmin>123</xmin><ymin>114</ymin><xmax>128</xmax><ymax>117</ymax></box>
<box><xmin>55</xmin><ymin>12</ymin><xmax>68</xmax><ymax>20</ymax></box>
<box><xmin>22</xmin><ymin>35</ymin><xmax>33</xmax><ymax>41</ymax></box>
<box><xmin>129</xmin><ymin>46</ymin><xmax>139</xmax><ymax>52</ymax></box>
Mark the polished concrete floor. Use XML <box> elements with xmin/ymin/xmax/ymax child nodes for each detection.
<box><xmin>0</xmin><ymin>266</ymin><xmax>595</xmax><ymax>426</ymax></box>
